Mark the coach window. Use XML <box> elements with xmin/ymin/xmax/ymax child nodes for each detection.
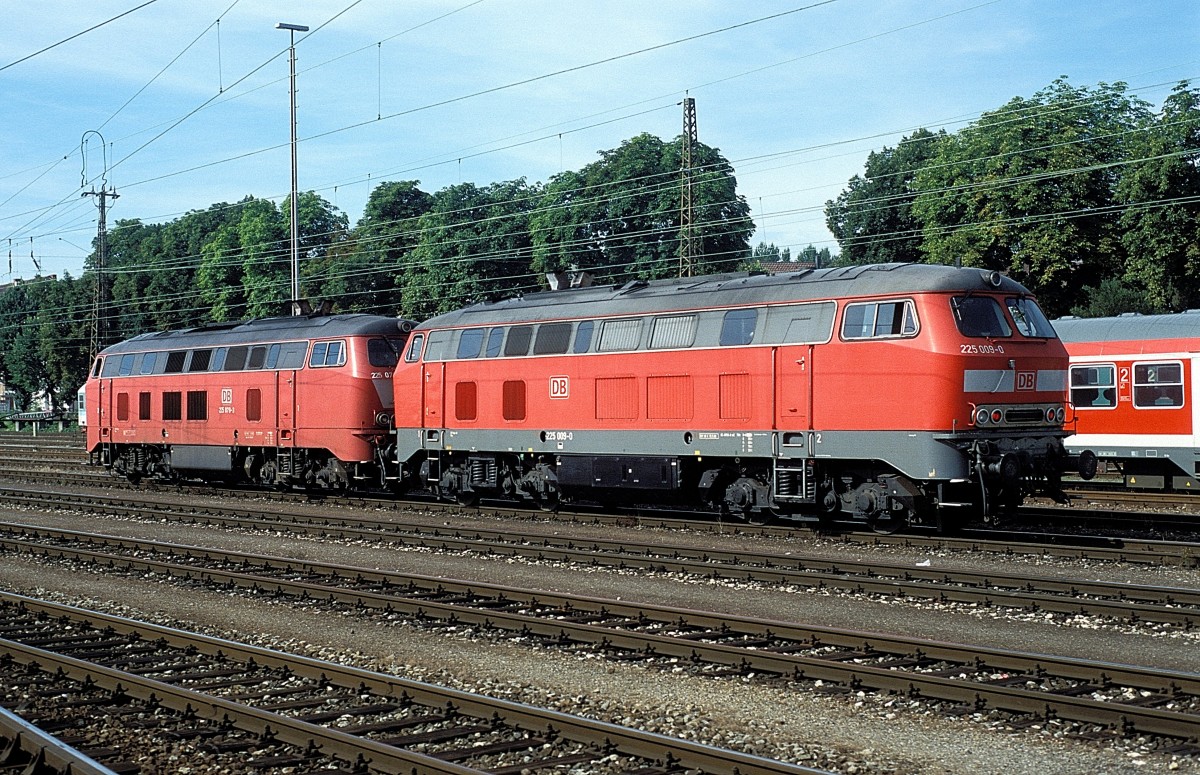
<box><xmin>534</xmin><ymin>323</ymin><xmax>573</xmax><ymax>355</ymax></box>
<box><xmin>1133</xmin><ymin>362</ymin><xmax>1184</xmax><ymax>408</ymax></box>
<box><xmin>1070</xmin><ymin>365</ymin><xmax>1116</xmax><ymax>408</ymax></box>
<box><xmin>720</xmin><ymin>309</ymin><xmax>758</xmax><ymax>346</ymax></box>
<box><xmin>246</xmin><ymin>389</ymin><xmax>262</xmax><ymax>422</ymax></box>
<box><xmin>405</xmin><ymin>333</ymin><xmax>425</xmax><ymax>363</ymax></box>
<box><xmin>1006</xmin><ymin>297</ymin><xmax>1056</xmax><ymax>338</ymax></box>
<box><xmin>950</xmin><ymin>296</ymin><xmax>1011</xmax><ymax>338</ymax></box>
<box><xmin>485</xmin><ymin>327</ymin><xmax>505</xmax><ymax>357</ymax></box>
<box><xmin>843</xmin><ymin>300</ymin><xmax>918</xmax><ymax>340</ymax></box>
<box><xmin>456</xmin><ymin>328</ymin><xmax>485</xmax><ymax>359</ymax></box>
<box><xmin>504</xmin><ymin>325</ymin><xmax>533</xmax><ymax>357</ymax></box>
<box><xmin>573</xmin><ymin>321</ymin><xmax>594</xmax><ymax>353</ymax></box>
<box><xmin>139</xmin><ymin>391</ymin><xmax>152</xmax><ymax>421</ymax></box>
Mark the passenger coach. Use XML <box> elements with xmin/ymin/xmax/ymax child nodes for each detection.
<box><xmin>85</xmin><ymin>314</ymin><xmax>414</xmax><ymax>488</ymax></box>
<box><xmin>1056</xmin><ymin>312</ymin><xmax>1200</xmax><ymax>490</ymax></box>
<box><xmin>392</xmin><ymin>263</ymin><xmax>1073</xmax><ymax>529</ymax></box>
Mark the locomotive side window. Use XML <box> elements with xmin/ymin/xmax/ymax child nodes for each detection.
<box><xmin>951</xmin><ymin>296</ymin><xmax>1012</xmax><ymax>337</ymax></box>
<box><xmin>140</xmin><ymin>352</ymin><xmax>157</xmax><ymax>375</ymax></box>
<box><xmin>100</xmin><ymin>357</ymin><xmax>122</xmax><ymax>378</ymax></box>
<box><xmin>505</xmin><ymin>326</ymin><xmax>533</xmax><ymax>356</ymax></box>
<box><xmin>455</xmin><ymin>382</ymin><xmax>477</xmax><ymax>421</ymax></box>
<box><xmin>165</xmin><ymin>351</ymin><xmax>187</xmax><ymax>373</ymax></box>
<box><xmin>246</xmin><ymin>389</ymin><xmax>262</xmax><ymax>422</ymax></box>
<box><xmin>210</xmin><ymin>348</ymin><xmax>228</xmax><ymax>372</ymax></box>
<box><xmin>650</xmin><ymin>315</ymin><xmax>697</xmax><ymax>349</ymax></box>
<box><xmin>1133</xmin><ymin>362</ymin><xmax>1184</xmax><ymax>408</ymax></box>
<box><xmin>573</xmin><ymin>321</ymin><xmax>594</xmax><ymax>353</ymax></box>
<box><xmin>485</xmin><ymin>327</ymin><xmax>505</xmax><ymax>357</ymax></box>
<box><xmin>774</xmin><ymin>301</ymin><xmax>836</xmax><ymax>344</ymax></box>
<box><xmin>720</xmin><ymin>309</ymin><xmax>757</xmax><ymax>346</ymax></box>
<box><xmin>502</xmin><ymin>380</ymin><xmax>526</xmax><ymax>420</ymax></box>
<box><xmin>118</xmin><ymin>354</ymin><xmax>136</xmax><ymax>377</ymax></box>
<box><xmin>456</xmin><ymin>328</ymin><xmax>485</xmax><ymax>359</ymax></box>
<box><xmin>163</xmin><ymin>392</ymin><xmax>182</xmax><ymax>421</ymax></box>
<box><xmin>187</xmin><ymin>349</ymin><xmax>212</xmax><ymax>372</ymax></box>
<box><xmin>1006</xmin><ymin>297</ymin><xmax>1056</xmax><ymax>338</ymax></box>
<box><xmin>225</xmin><ymin>346</ymin><xmax>249</xmax><ymax>371</ymax></box>
<box><xmin>598</xmin><ymin>318</ymin><xmax>642</xmax><ymax>352</ymax></box>
<box><xmin>186</xmin><ymin>390</ymin><xmax>208</xmax><ymax>420</ymax></box>
<box><xmin>139</xmin><ymin>392</ymin><xmax>151</xmax><ymax>421</ymax></box>
<box><xmin>116</xmin><ymin>393</ymin><xmax>130</xmax><ymax>421</ymax></box>
<box><xmin>842</xmin><ymin>300</ymin><xmax>917</xmax><ymax>340</ymax></box>
<box><xmin>309</xmin><ymin>341</ymin><xmax>345</xmax><ymax>368</ymax></box>
<box><xmin>1070</xmin><ymin>365</ymin><xmax>1116</xmax><ymax>408</ymax></box>
<box><xmin>534</xmin><ymin>323</ymin><xmax>572</xmax><ymax>354</ymax></box>
<box><xmin>276</xmin><ymin>342</ymin><xmax>307</xmax><ymax>369</ymax></box>
<box><xmin>91</xmin><ymin>357</ymin><xmax>103</xmax><ymax>378</ymax></box>
<box><xmin>248</xmin><ymin>346</ymin><xmax>268</xmax><ymax>369</ymax></box>
<box><xmin>405</xmin><ymin>333</ymin><xmax>425</xmax><ymax>362</ymax></box>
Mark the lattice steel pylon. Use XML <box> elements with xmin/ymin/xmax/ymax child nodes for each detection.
<box><xmin>678</xmin><ymin>96</ymin><xmax>698</xmax><ymax>277</ymax></box>
<box><xmin>82</xmin><ymin>131</ymin><xmax>118</xmax><ymax>361</ymax></box>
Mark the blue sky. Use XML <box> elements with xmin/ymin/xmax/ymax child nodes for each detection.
<box><xmin>2</xmin><ymin>0</ymin><xmax>1197</xmax><ymax>281</ymax></box>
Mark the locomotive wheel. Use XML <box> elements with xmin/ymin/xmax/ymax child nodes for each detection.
<box><xmin>456</xmin><ymin>491</ymin><xmax>480</xmax><ymax>508</ymax></box>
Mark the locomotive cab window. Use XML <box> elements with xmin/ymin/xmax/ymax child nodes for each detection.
<box><xmin>1006</xmin><ymin>297</ymin><xmax>1056</xmax><ymax>338</ymax></box>
<box><xmin>309</xmin><ymin>340</ymin><xmax>345</xmax><ymax>368</ymax></box>
<box><xmin>842</xmin><ymin>300</ymin><xmax>917</xmax><ymax>340</ymax></box>
<box><xmin>404</xmin><ymin>333</ymin><xmax>425</xmax><ymax>363</ymax></box>
<box><xmin>1133</xmin><ymin>362</ymin><xmax>1184</xmax><ymax>409</ymax></box>
<box><xmin>368</xmin><ymin>338</ymin><xmax>401</xmax><ymax>367</ymax></box>
<box><xmin>951</xmin><ymin>296</ymin><xmax>1012</xmax><ymax>338</ymax></box>
<box><xmin>1070</xmin><ymin>365</ymin><xmax>1116</xmax><ymax>408</ymax></box>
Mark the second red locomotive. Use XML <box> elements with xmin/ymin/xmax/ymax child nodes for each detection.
<box><xmin>391</xmin><ymin>263</ymin><xmax>1074</xmax><ymax>529</ymax></box>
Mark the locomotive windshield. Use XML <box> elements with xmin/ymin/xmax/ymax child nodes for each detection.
<box><xmin>1005</xmin><ymin>297</ymin><xmax>1056</xmax><ymax>338</ymax></box>
<box><xmin>951</xmin><ymin>296</ymin><xmax>1011</xmax><ymax>337</ymax></box>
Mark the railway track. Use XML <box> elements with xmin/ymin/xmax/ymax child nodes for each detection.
<box><xmin>1</xmin><ymin>591</ymin><xmax>822</xmax><ymax>775</ymax></box>
<box><xmin>3</xmin><ymin>522</ymin><xmax>1200</xmax><ymax>749</ymax></box>
<box><xmin>1</xmin><ymin>486</ymin><xmax>1198</xmax><ymax>627</ymax></box>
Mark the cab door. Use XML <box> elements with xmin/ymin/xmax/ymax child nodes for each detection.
<box><xmin>775</xmin><ymin>344</ymin><xmax>813</xmax><ymax>432</ymax></box>
<box><xmin>423</xmin><ymin>361</ymin><xmax>445</xmax><ymax>429</ymax></box>
<box><xmin>276</xmin><ymin>369</ymin><xmax>297</xmax><ymax>446</ymax></box>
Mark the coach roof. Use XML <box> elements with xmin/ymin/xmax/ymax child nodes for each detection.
<box><xmin>100</xmin><ymin>314</ymin><xmax>412</xmax><ymax>356</ymax></box>
<box><xmin>420</xmin><ymin>262</ymin><xmax>1033</xmax><ymax>329</ymax></box>
<box><xmin>1053</xmin><ymin>311</ymin><xmax>1200</xmax><ymax>343</ymax></box>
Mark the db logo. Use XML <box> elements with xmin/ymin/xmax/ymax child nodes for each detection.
<box><xmin>1016</xmin><ymin>371</ymin><xmax>1036</xmax><ymax>391</ymax></box>
<box><xmin>549</xmin><ymin>376</ymin><xmax>569</xmax><ymax>399</ymax></box>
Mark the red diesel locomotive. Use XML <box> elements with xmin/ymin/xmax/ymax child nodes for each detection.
<box><xmin>1055</xmin><ymin>312</ymin><xmax>1200</xmax><ymax>490</ymax></box>
<box><xmin>392</xmin><ymin>263</ymin><xmax>1073</xmax><ymax>529</ymax></box>
<box><xmin>84</xmin><ymin>314</ymin><xmax>415</xmax><ymax>488</ymax></box>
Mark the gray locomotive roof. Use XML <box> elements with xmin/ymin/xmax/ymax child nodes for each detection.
<box><xmin>420</xmin><ymin>262</ymin><xmax>1032</xmax><ymax>329</ymax></box>
<box><xmin>100</xmin><ymin>314</ymin><xmax>412</xmax><ymax>356</ymax></box>
<box><xmin>1052</xmin><ymin>311</ymin><xmax>1200</xmax><ymax>343</ymax></box>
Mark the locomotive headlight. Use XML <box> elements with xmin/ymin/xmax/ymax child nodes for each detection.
<box><xmin>990</xmin><ymin>409</ymin><xmax>1003</xmax><ymax>424</ymax></box>
<box><xmin>1045</xmin><ymin>407</ymin><xmax>1056</xmax><ymax>423</ymax></box>
<box><xmin>975</xmin><ymin>407</ymin><xmax>990</xmax><ymax>425</ymax></box>
<box><xmin>1055</xmin><ymin>406</ymin><xmax>1065</xmax><ymax>423</ymax></box>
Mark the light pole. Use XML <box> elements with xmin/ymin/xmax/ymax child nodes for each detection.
<box><xmin>276</xmin><ymin>22</ymin><xmax>308</xmax><ymax>316</ymax></box>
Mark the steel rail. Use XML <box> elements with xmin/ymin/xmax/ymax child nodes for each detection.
<box><xmin>0</xmin><ymin>591</ymin><xmax>828</xmax><ymax>775</ymax></box>
<box><xmin>0</xmin><ymin>705</ymin><xmax>122</xmax><ymax>775</ymax></box>
<box><xmin>4</xmin><ymin>524</ymin><xmax>1200</xmax><ymax>743</ymax></box>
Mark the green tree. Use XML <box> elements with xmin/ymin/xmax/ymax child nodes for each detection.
<box><xmin>911</xmin><ymin>79</ymin><xmax>1152</xmax><ymax>315</ymax></box>
<box><xmin>1069</xmin><ymin>277</ymin><xmax>1156</xmax><ymax>317</ymax></box>
<box><xmin>531</xmin><ymin>133</ymin><xmax>752</xmax><ymax>285</ymax></box>
<box><xmin>1116</xmin><ymin>81</ymin><xmax>1200</xmax><ymax>311</ymax></box>
<box><xmin>401</xmin><ymin>179</ymin><xmax>540</xmax><ymax>319</ymax></box>
<box><xmin>826</xmin><ymin>128</ymin><xmax>943</xmax><ymax>264</ymax></box>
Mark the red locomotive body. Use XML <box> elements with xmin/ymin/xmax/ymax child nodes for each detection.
<box><xmin>393</xmin><ymin>263</ymin><xmax>1072</xmax><ymax>528</ymax></box>
<box><xmin>1055</xmin><ymin>313</ymin><xmax>1200</xmax><ymax>489</ymax></box>
<box><xmin>85</xmin><ymin>314</ymin><xmax>414</xmax><ymax>488</ymax></box>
